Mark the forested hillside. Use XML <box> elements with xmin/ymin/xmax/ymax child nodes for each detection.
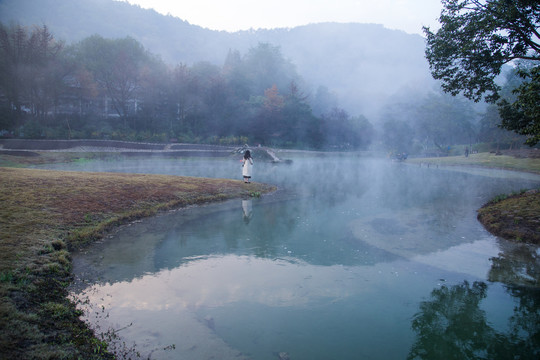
<box><xmin>0</xmin><ymin>0</ymin><xmax>525</xmax><ymax>153</ymax></box>
<box><xmin>0</xmin><ymin>0</ymin><xmax>433</xmax><ymax>118</ymax></box>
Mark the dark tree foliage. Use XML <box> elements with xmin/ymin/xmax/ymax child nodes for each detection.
<box><xmin>415</xmin><ymin>92</ymin><xmax>476</xmax><ymax>152</ymax></box>
<box><xmin>321</xmin><ymin>108</ymin><xmax>373</xmax><ymax>150</ymax></box>
<box><xmin>424</xmin><ymin>0</ymin><xmax>540</xmax><ymax>145</ymax></box>
<box><xmin>73</xmin><ymin>35</ymin><xmax>154</xmax><ymax>127</ymax></box>
<box><xmin>0</xmin><ymin>23</ymin><xmax>65</xmax><ymax>122</ymax></box>
<box><xmin>378</xmin><ymin>90</ymin><xmax>478</xmax><ymax>155</ymax></box>
<box><xmin>408</xmin><ymin>281</ymin><xmax>540</xmax><ymax>360</ymax></box>
<box><xmin>479</xmin><ymin>104</ymin><xmax>524</xmax><ymax>148</ymax></box>
<box><xmin>382</xmin><ymin>119</ymin><xmax>414</xmax><ymax>154</ymax></box>
<box><xmin>498</xmin><ymin>66</ymin><xmax>540</xmax><ymax>145</ymax></box>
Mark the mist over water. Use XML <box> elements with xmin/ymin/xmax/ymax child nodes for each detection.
<box><xmin>58</xmin><ymin>154</ymin><xmax>540</xmax><ymax>360</ymax></box>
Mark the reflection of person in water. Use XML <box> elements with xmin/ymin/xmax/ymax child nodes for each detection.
<box><xmin>242</xmin><ymin>150</ymin><xmax>253</xmax><ymax>183</ymax></box>
<box><xmin>242</xmin><ymin>199</ymin><xmax>253</xmax><ymax>224</ymax></box>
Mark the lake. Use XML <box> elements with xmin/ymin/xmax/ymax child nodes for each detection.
<box><xmin>46</xmin><ymin>154</ymin><xmax>540</xmax><ymax>359</ymax></box>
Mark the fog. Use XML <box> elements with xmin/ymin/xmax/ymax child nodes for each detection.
<box><xmin>2</xmin><ymin>1</ymin><xmax>539</xmax><ymax>358</ymax></box>
<box><xmin>2</xmin><ymin>0</ymin><xmax>511</xmax><ymax>155</ymax></box>
<box><xmin>1</xmin><ymin>1</ymin><xmax>435</xmax><ymax>119</ymax></box>
<box><xmin>64</xmin><ymin>154</ymin><xmax>540</xmax><ymax>359</ymax></box>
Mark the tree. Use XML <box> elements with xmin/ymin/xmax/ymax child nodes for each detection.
<box><xmin>282</xmin><ymin>81</ymin><xmax>323</xmax><ymax>148</ymax></box>
<box><xmin>0</xmin><ymin>23</ymin><xmax>66</xmax><ymax>123</ymax></box>
<box><xmin>187</xmin><ymin>61</ymin><xmax>225</xmax><ymax>137</ymax></box>
<box><xmin>0</xmin><ymin>23</ymin><xmax>34</xmax><ymax>121</ymax></box>
<box><xmin>498</xmin><ymin>66</ymin><xmax>540</xmax><ymax>145</ymax></box>
<box><xmin>134</xmin><ymin>55</ymin><xmax>169</xmax><ymax>133</ymax></box>
<box><xmin>249</xmin><ymin>84</ymin><xmax>284</xmax><ymax>144</ymax></box>
<box><xmin>263</xmin><ymin>84</ymin><xmax>284</xmax><ymax>113</ymax></box>
<box><xmin>381</xmin><ymin>119</ymin><xmax>414</xmax><ymax>154</ymax></box>
<box><xmin>168</xmin><ymin>63</ymin><xmax>197</xmax><ymax>134</ymax></box>
<box><xmin>74</xmin><ymin>35</ymin><xmax>150</xmax><ymax>128</ymax></box>
<box><xmin>478</xmin><ymin>63</ymin><xmax>530</xmax><ymax>147</ymax></box>
<box><xmin>223</xmin><ymin>49</ymin><xmax>250</xmax><ymax>101</ymax></box>
<box><xmin>415</xmin><ymin>92</ymin><xmax>476</xmax><ymax>154</ymax></box>
<box><xmin>321</xmin><ymin>107</ymin><xmax>373</xmax><ymax>150</ymax></box>
<box><xmin>242</xmin><ymin>43</ymin><xmax>298</xmax><ymax>96</ymax></box>
<box><xmin>311</xmin><ymin>86</ymin><xmax>338</xmax><ymax>117</ymax></box>
<box><xmin>28</xmin><ymin>25</ymin><xmax>68</xmax><ymax>120</ymax></box>
<box><xmin>479</xmin><ymin>104</ymin><xmax>524</xmax><ymax>149</ymax></box>
<box><xmin>424</xmin><ymin>0</ymin><xmax>540</xmax><ymax>145</ymax></box>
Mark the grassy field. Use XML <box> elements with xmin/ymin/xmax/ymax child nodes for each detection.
<box><xmin>407</xmin><ymin>152</ymin><xmax>540</xmax><ymax>174</ymax></box>
<box><xmin>0</xmin><ymin>163</ymin><xmax>275</xmax><ymax>359</ymax></box>
<box><xmin>477</xmin><ymin>189</ymin><xmax>540</xmax><ymax>244</ymax></box>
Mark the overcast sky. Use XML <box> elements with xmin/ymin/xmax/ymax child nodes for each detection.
<box><xmin>120</xmin><ymin>0</ymin><xmax>443</xmax><ymax>35</ymax></box>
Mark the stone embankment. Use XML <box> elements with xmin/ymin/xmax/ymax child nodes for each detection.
<box><xmin>0</xmin><ymin>139</ymin><xmax>235</xmax><ymax>157</ymax></box>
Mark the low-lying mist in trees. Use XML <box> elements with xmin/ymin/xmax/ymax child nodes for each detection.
<box><xmin>0</xmin><ymin>23</ymin><xmax>372</xmax><ymax>150</ymax></box>
<box><xmin>1</xmin><ymin>22</ymin><xmax>529</xmax><ymax>153</ymax></box>
<box><xmin>377</xmin><ymin>67</ymin><xmax>531</xmax><ymax>157</ymax></box>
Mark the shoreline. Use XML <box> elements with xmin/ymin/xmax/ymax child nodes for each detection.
<box><xmin>477</xmin><ymin>189</ymin><xmax>540</xmax><ymax>244</ymax></box>
<box><xmin>0</xmin><ymin>166</ymin><xmax>275</xmax><ymax>359</ymax></box>
<box><xmin>406</xmin><ymin>154</ymin><xmax>540</xmax><ymax>244</ymax></box>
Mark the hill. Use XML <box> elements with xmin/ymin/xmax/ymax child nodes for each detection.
<box><xmin>0</xmin><ymin>0</ymin><xmax>436</xmax><ymax>119</ymax></box>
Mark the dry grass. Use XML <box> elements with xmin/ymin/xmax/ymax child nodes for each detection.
<box><xmin>477</xmin><ymin>190</ymin><xmax>540</xmax><ymax>244</ymax></box>
<box><xmin>0</xmin><ymin>167</ymin><xmax>275</xmax><ymax>359</ymax></box>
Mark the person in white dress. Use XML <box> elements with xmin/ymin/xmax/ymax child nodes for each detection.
<box><xmin>242</xmin><ymin>150</ymin><xmax>253</xmax><ymax>183</ymax></box>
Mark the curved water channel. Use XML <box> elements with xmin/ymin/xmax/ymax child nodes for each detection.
<box><xmin>40</xmin><ymin>154</ymin><xmax>540</xmax><ymax>359</ymax></box>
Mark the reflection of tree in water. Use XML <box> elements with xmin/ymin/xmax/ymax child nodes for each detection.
<box><xmin>408</xmin><ymin>281</ymin><xmax>540</xmax><ymax>360</ymax></box>
<box><xmin>499</xmin><ymin>286</ymin><xmax>540</xmax><ymax>359</ymax></box>
<box><xmin>487</xmin><ymin>241</ymin><xmax>540</xmax><ymax>359</ymax></box>
<box><xmin>408</xmin><ymin>281</ymin><xmax>491</xmax><ymax>360</ymax></box>
<box><xmin>488</xmin><ymin>240</ymin><xmax>539</xmax><ymax>287</ymax></box>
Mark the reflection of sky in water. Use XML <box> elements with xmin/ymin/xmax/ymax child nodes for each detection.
<box><xmin>66</xmin><ymin>156</ymin><xmax>540</xmax><ymax>359</ymax></box>
<box><xmin>76</xmin><ymin>246</ymin><xmax>518</xmax><ymax>360</ymax></box>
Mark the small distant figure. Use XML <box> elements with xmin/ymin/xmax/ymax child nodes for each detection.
<box><xmin>242</xmin><ymin>149</ymin><xmax>253</xmax><ymax>183</ymax></box>
<box><xmin>465</xmin><ymin>147</ymin><xmax>469</xmax><ymax>157</ymax></box>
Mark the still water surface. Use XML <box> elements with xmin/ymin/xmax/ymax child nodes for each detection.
<box><xmin>51</xmin><ymin>155</ymin><xmax>540</xmax><ymax>359</ymax></box>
